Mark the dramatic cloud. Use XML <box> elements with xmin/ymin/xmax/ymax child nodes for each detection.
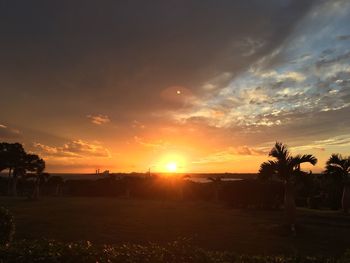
<box><xmin>174</xmin><ymin>0</ymin><xmax>350</xmax><ymax>135</ymax></box>
<box><xmin>0</xmin><ymin>0</ymin><xmax>315</xmax><ymax>119</ymax></box>
<box><xmin>0</xmin><ymin>0</ymin><xmax>349</xmax><ymax>172</ymax></box>
<box><xmin>33</xmin><ymin>140</ymin><xmax>111</xmax><ymax>159</ymax></box>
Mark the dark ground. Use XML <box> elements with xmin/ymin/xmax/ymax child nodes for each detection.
<box><xmin>1</xmin><ymin>197</ymin><xmax>349</xmax><ymax>256</ymax></box>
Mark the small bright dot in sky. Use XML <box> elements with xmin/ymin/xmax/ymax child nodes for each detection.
<box><xmin>176</xmin><ymin>90</ymin><xmax>181</xmax><ymax>95</ymax></box>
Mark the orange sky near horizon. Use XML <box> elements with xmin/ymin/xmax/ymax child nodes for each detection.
<box><xmin>1</xmin><ymin>1</ymin><xmax>350</xmax><ymax>174</ymax></box>
<box><xmin>30</xmin><ymin>123</ymin><xmax>331</xmax><ymax>174</ymax></box>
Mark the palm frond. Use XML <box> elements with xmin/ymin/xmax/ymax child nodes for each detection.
<box><xmin>326</xmin><ymin>154</ymin><xmax>343</xmax><ymax>166</ymax></box>
<box><xmin>258</xmin><ymin>160</ymin><xmax>277</xmax><ymax>180</ymax></box>
<box><xmin>324</xmin><ymin>164</ymin><xmax>344</xmax><ymax>176</ymax></box>
<box><xmin>260</xmin><ymin>142</ymin><xmax>317</xmax><ymax>181</ymax></box>
<box><xmin>269</xmin><ymin>142</ymin><xmax>290</xmax><ymax>162</ymax></box>
<box><xmin>292</xmin><ymin>154</ymin><xmax>317</xmax><ymax>166</ymax></box>
<box><xmin>324</xmin><ymin>154</ymin><xmax>350</xmax><ymax>178</ymax></box>
<box><xmin>345</xmin><ymin>157</ymin><xmax>350</xmax><ymax>173</ymax></box>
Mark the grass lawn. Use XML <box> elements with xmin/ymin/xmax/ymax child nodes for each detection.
<box><xmin>1</xmin><ymin>197</ymin><xmax>349</xmax><ymax>256</ymax></box>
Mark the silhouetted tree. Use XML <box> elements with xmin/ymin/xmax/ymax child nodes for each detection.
<box><xmin>258</xmin><ymin>142</ymin><xmax>317</xmax><ymax>233</ymax></box>
<box><xmin>0</xmin><ymin>149</ymin><xmax>7</xmax><ymax>172</ymax></box>
<box><xmin>0</xmin><ymin>145</ymin><xmax>8</xmax><ymax>193</ymax></box>
<box><xmin>0</xmin><ymin>143</ymin><xmax>26</xmax><ymax>196</ymax></box>
<box><xmin>323</xmin><ymin>154</ymin><xmax>350</xmax><ymax>213</ymax></box>
<box><xmin>24</xmin><ymin>155</ymin><xmax>48</xmax><ymax>199</ymax></box>
<box><xmin>0</xmin><ymin>143</ymin><xmax>47</xmax><ymax>197</ymax></box>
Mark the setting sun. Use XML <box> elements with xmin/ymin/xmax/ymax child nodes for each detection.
<box><xmin>154</xmin><ymin>153</ymin><xmax>187</xmax><ymax>173</ymax></box>
<box><xmin>166</xmin><ymin>162</ymin><xmax>177</xmax><ymax>172</ymax></box>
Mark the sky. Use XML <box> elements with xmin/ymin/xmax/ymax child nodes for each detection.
<box><xmin>0</xmin><ymin>0</ymin><xmax>350</xmax><ymax>173</ymax></box>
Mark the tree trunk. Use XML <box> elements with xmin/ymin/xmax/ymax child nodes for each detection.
<box><xmin>12</xmin><ymin>175</ymin><xmax>17</xmax><ymax>197</ymax></box>
<box><xmin>55</xmin><ymin>184</ymin><xmax>60</xmax><ymax>196</ymax></box>
<box><xmin>284</xmin><ymin>181</ymin><xmax>296</xmax><ymax>232</ymax></box>
<box><xmin>32</xmin><ymin>178</ymin><xmax>40</xmax><ymax>200</ymax></box>
<box><xmin>341</xmin><ymin>184</ymin><xmax>350</xmax><ymax>213</ymax></box>
<box><xmin>7</xmin><ymin>168</ymin><xmax>12</xmax><ymax>196</ymax></box>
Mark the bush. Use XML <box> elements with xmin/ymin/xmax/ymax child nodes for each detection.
<box><xmin>0</xmin><ymin>239</ymin><xmax>344</xmax><ymax>263</ymax></box>
<box><xmin>221</xmin><ymin>180</ymin><xmax>284</xmax><ymax>209</ymax></box>
<box><xmin>307</xmin><ymin>196</ymin><xmax>322</xmax><ymax>209</ymax></box>
<box><xmin>0</xmin><ymin>207</ymin><xmax>15</xmax><ymax>245</ymax></box>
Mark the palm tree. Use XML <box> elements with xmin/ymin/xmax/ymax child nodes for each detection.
<box><xmin>323</xmin><ymin>154</ymin><xmax>350</xmax><ymax>213</ymax></box>
<box><xmin>258</xmin><ymin>142</ymin><xmax>317</xmax><ymax>232</ymax></box>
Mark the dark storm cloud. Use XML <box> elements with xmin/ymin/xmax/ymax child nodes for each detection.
<box><xmin>0</xmin><ymin>0</ymin><xmax>315</xmax><ymax>123</ymax></box>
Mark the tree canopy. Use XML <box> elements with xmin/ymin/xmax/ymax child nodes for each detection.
<box><xmin>324</xmin><ymin>154</ymin><xmax>350</xmax><ymax>181</ymax></box>
<box><xmin>0</xmin><ymin>142</ymin><xmax>46</xmax><ymax>196</ymax></box>
<box><xmin>258</xmin><ymin>142</ymin><xmax>317</xmax><ymax>182</ymax></box>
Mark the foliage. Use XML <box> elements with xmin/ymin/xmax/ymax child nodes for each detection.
<box><xmin>24</xmin><ymin>154</ymin><xmax>45</xmax><ymax>174</ymax></box>
<box><xmin>0</xmin><ymin>143</ymin><xmax>26</xmax><ymax>172</ymax></box>
<box><xmin>222</xmin><ymin>180</ymin><xmax>284</xmax><ymax>209</ymax></box>
<box><xmin>0</xmin><ymin>239</ymin><xmax>345</xmax><ymax>263</ymax></box>
<box><xmin>257</xmin><ymin>142</ymin><xmax>318</xmax><ymax>229</ymax></box>
<box><xmin>258</xmin><ymin>142</ymin><xmax>317</xmax><ymax>182</ymax></box>
<box><xmin>0</xmin><ymin>142</ymin><xmax>45</xmax><ymax>176</ymax></box>
<box><xmin>0</xmin><ymin>207</ymin><xmax>15</xmax><ymax>245</ymax></box>
<box><xmin>0</xmin><ymin>142</ymin><xmax>47</xmax><ymax>196</ymax></box>
<box><xmin>323</xmin><ymin>154</ymin><xmax>350</xmax><ymax>211</ymax></box>
<box><xmin>324</xmin><ymin>154</ymin><xmax>350</xmax><ymax>182</ymax></box>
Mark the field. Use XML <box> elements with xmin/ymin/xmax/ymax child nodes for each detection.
<box><xmin>1</xmin><ymin>197</ymin><xmax>350</xmax><ymax>256</ymax></box>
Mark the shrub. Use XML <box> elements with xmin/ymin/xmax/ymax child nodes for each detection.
<box><xmin>307</xmin><ymin>196</ymin><xmax>322</xmax><ymax>209</ymax></box>
<box><xmin>339</xmin><ymin>249</ymin><xmax>350</xmax><ymax>263</ymax></box>
<box><xmin>0</xmin><ymin>239</ymin><xmax>343</xmax><ymax>263</ymax></box>
<box><xmin>0</xmin><ymin>207</ymin><xmax>15</xmax><ymax>245</ymax></box>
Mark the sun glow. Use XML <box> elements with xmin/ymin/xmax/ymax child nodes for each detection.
<box><xmin>155</xmin><ymin>152</ymin><xmax>187</xmax><ymax>173</ymax></box>
<box><xmin>166</xmin><ymin>162</ymin><xmax>177</xmax><ymax>172</ymax></box>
